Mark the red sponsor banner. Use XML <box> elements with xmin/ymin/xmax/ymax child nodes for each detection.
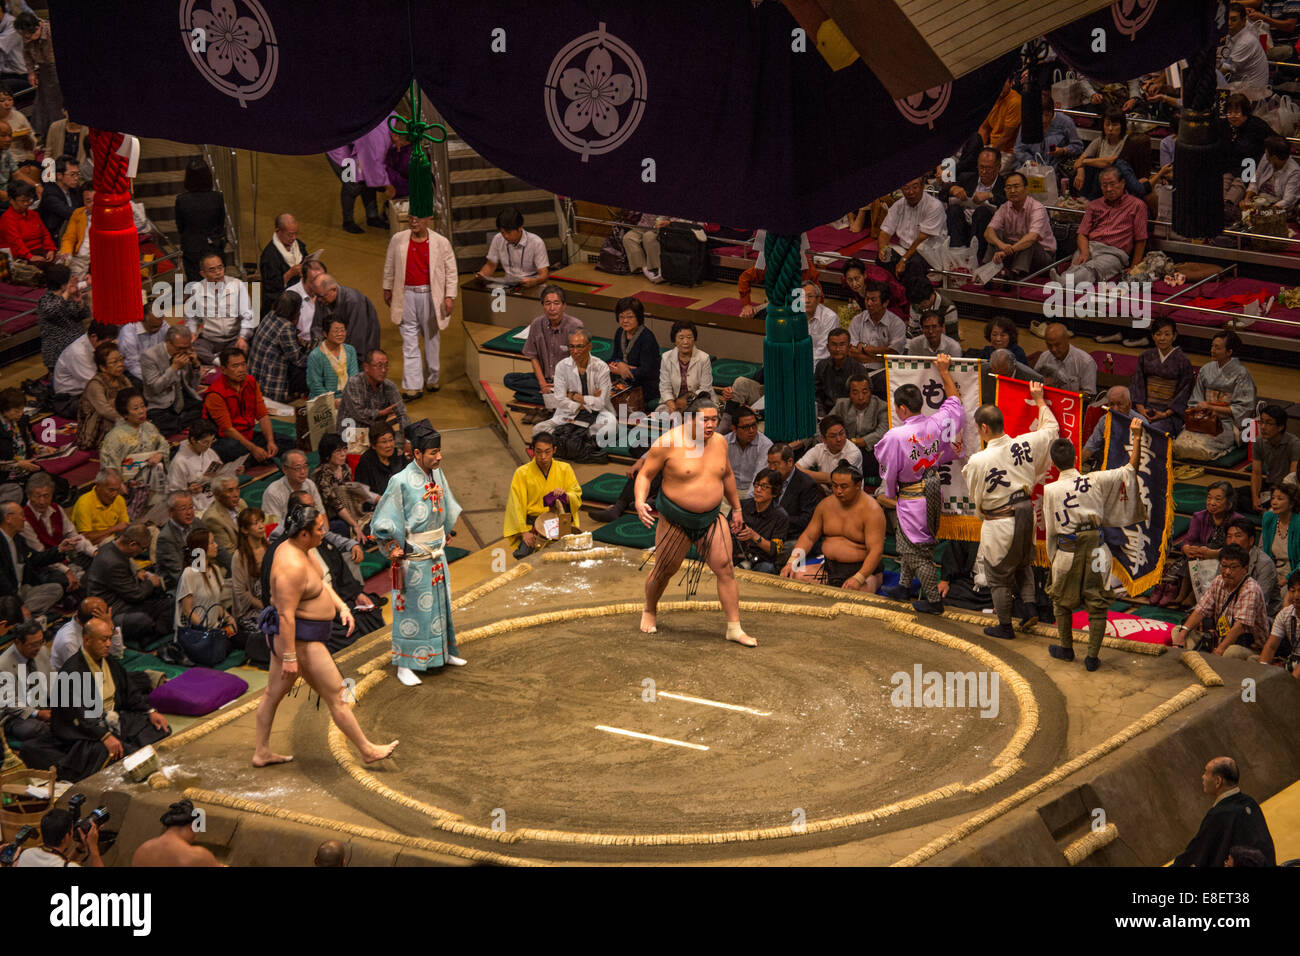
<box><xmin>994</xmin><ymin>378</ymin><xmax>1083</xmax><ymax>547</ymax></box>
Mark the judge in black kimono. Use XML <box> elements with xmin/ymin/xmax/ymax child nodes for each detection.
<box><xmin>257</xmin><ymin>214</ymin><xmax>309</xmax><ymax>314</ymax></box>
<box><xmin>1172</xmin><ymin>757</ymin><xmax>1275</xmax><ymax>867</ymax></box>
<box><xmin>50</xmin><ymin>618</ymin><xmax>170</xmax><ymax>781</ymax></box>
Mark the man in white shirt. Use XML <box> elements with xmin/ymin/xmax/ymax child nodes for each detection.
<box><xmin>166</xmin><ymin>419</ymin><xmax>222</xmax><ymax>512</ymax></box>
<box><xmin>905</xmin><ymin>309</ymin><xmax>963</xmax><ymax>357</ymax></box>
<box><xmin>877</xmin><ymin>177</ymin><xmax>948</xmax><ymax>283</ymax></box>
<box><xmin>116</xmin><ymin>312</ymin><xmax>168</xmax><ymax>380</ymax></box>
<box><xmin>475</xmin><ymin>206</ymin><xmax>550</xmax><ymax>288</ymax></box>
<box><xmin>797</xmin><ymin>414</ymin><xmax>865</xmax><ymax>485</ymax></box>
<box><xmin>1244</xmin><ymin>136</ymin><xmax>1300</xmax><ymax>217</ymax></box>
<box><xmin>186</xmin><ymin>253</ymin><xmax>256</xmax><ymax>364</ymax></box>
<box><xmin>848</xmin><ymin>281</ymin><xmax>907</xmax><ymax>372</ymax></box>
<box><xmin>1220</xmin><ymin>3</ymin><xmax>1271</xmax><ymax>95</ymax></box>
<box><xmin>52</xmin><ymin>322</ymin><xmax>118</xmax><ymax>397</ymax></box>
<box><xmin>260</xmin><ymin>448</ymin><xmax>326</xmax><ymax>522</ymax></box>
<box><xmin>725</xmin><ymin>406</ymin><xmax>773</xmax><ymax>498</ymax></box>
<box><xmin>803</xmin><ymin>280</ymin><xmax>839</xmax><ymax>364</ymax></box>
<box><xmin>286</xmin><ymin>258</ymin><xmax>326</xmax><ymax>343</ymax></box>
<box><xmin>1035</xmin><ymin>323</ymin><xmax>1098</xmax><ymax>396</ymax></box>
<box><xmin>532</xmin><ymin>330</ymin><xmax>617</xmax><ymax>440</ymax></box>
<box><xmin>51</xmin><ymin>596</ymin><xmax>123</xmax><ymax>670</ymax></box>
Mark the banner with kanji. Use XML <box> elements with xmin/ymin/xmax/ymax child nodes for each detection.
<box><xmin>1099</xmin><ymin>412</ymin><xmax>1174</xmax><ymax>595</ymax></box>
<box><xmin>993</xmin><ymin>376</ymin><xmax>1084</xmax><ymax>563</ymax></box>
<box><xmin>884</xmin><ymin>355</ymin><xmax>983</xmax><ymax>540</ymax></box>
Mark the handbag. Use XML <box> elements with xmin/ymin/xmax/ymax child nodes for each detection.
<box><xmin>1184</xmin><ymin>407</ymin><xmax>1222</xmax><ymax>436</ymax></box>
<box><xmin>611</xmin><ymin>384</ymin><xmax>644</xmax><ymax>413</ymax></box>
<box><xmin>176</xmin><ymin>603</ymin><xmax>232</xmax><ymax>668</ymax></box>
<box><xmin>1019</xmin><ymin>155</ymin><xmax>1058</xmax><ymax>205</ymax></box>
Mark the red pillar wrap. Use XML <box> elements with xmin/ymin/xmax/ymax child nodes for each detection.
<box><xmin>88</xmin><ymin>129</ymin><xmax>143</xmax><ymax>326</ymax></box>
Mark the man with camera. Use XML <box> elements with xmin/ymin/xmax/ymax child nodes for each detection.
<box><xmin>13</xmin><ymin>807</ymin><xmax>104</xmax><ymax>867</ymax></box>
<box><xmin>140</xmin><ymin>323</ymin><xmax>203</xmax><ymax>435</ymax></box>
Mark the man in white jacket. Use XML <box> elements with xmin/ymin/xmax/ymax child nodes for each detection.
<box><xmin>382</xmin><ymin>215</ymin><xmax>458</xmax><ymax>399</ymax></box>
<box><xmin>533</xmin><ymin>330</ymin><xmax>616</xmax><ymax>441</ymax></box>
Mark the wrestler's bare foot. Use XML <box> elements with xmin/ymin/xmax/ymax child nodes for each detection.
<box><xmin>362</xmin><ymin>740</ymin><xmax>399</xmax><ymax>763</ymax></box>
<box><xmin>251</xmin><ymin>751</ymin><xmax>294</xmax><ymax>768</ymax></box>
<box><xmin>640</xmin><ymin>610</ymin><xmax>657</xmax><ymax>633</ymax></box>
<box><xmin>725</xmin><ymin>622</ymin><xmax>756</xmax><ymax>647</ymax></box>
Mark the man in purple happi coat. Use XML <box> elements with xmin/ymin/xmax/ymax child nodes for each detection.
<box><xmin>876</xmin><ymin>352</ymin><xmax>965</xmax><ymax>615</ymax></box>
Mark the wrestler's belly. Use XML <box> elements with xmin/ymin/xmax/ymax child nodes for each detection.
<box><xmin>820</xmin><ymin>534</ymin><xmax>866</xmax><ymax>563</ymax></box>
<box><xmin>296</xmin><ymin>591</ymin><xmax>336</xmax><ymax>621</ymax></box>
<box><xmin>659</xmin><ymin>473</ymin><xmax>725</xmax><ymax>514</ymax></box>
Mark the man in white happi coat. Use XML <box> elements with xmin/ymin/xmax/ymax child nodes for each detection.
<box><xmin>531</xmin><ymin>329</ymin><xmax>616</xmax><ymax>442</ymax></box>
<box><xmin>963</xmin><ymin>381</ymin><xmax>1058</xmax><ymax>640</ymax></box>
<box><xmin>1043</xmin><ymin>415</ymin><xmax>1145</xmax><ymax>671</ymax></box>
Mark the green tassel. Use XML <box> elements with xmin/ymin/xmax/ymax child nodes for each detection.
<box><xmin>389</xmin><ymin>82</ymin><xmax>445</xmax><ymax>221</ymax></box>
<box><xmin>761</xmin><ymin>233</ymin><xmax>818</xmax><ymax>442</ymax></box>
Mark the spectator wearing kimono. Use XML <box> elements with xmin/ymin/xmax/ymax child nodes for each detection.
<box><xmin>1172</xmin><ymin>330</ymin><xmax>1257</xmax><ymax>463</ymax></box>
<box><xmin>1130</xmin><ymin>317</ymin><xmax>1194</xmax><ymax>436</ymax></box>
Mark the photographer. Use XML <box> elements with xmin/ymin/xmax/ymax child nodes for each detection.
<box><xmin>140</xmin><ymin>323</ymin><xmax>204</xmax><ymax>435</ymax></box>
<box><xmin>14</xmin><ymin>807</ymin><xmax>103</xmax><ymax>867</ymax></box>
<box><xmin>731</xmin><ymin>468</ymin><xmax>788</xmax><ymax>574</ymax></box>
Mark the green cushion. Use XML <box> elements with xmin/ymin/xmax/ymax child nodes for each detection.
<box><xmin>1131</xmin><ymin>604</ymin><xmax>1186</xmax><ymax>623</ymax></box>
<box><xmin>1172</xmin><ymin>482</ymin><xmax>1208</xmax><ymax>515</ymax></box>
<box><xmin>581</xmin><ymin>472</ymin><xmax>628</xmax><ymax>504</ymax></box>
<box><xmin>711</xmin><ymin>357</ymin><xmax>762</xmax><ymax>384</ymax></box>
<box><xmin>1206</xmin><ymin>446</ymin><xmax>1248</xmax><ymax>468</ymax></box>
<box><xmin>592</xmin><ymin>513</ymin><xmax>657</xmax><ymax>549</ymax></box>
<box><xmin>445</xmin><ymin>546</ymin><xmax>470</xmax><ymax>563</ymax></box>
<box><xmin>483</xmin><ymin>326</ymin><xmax>528</xmax><ymax>354</ymax></box>
<box><xmin>358</xmin><ymin>549</ymin><xmax>388</xmax><ymax>580</ymax></box>
<box><xmin>484</xmin><ymin>326</ymin><xmax>614</xmax><ymax>361</ymax></box>
<box><xmin>884</xmin><ymin>533</ymin><xmax>896</xmax><ymax>556</ymax></box>
<box><xmin>239</xmin><ymin>478</ymin><xmax>277</xmax><ymax>510</ymax></box>
<box><xmin>1172</xmin><ymin>514</ymin><xmax>1191</xmax><ymax>539</ymax></box>
<box><xmin>120</xmin><ymin>647</ymin><xmax>186</xmax><ymax>680</ymax></box>
<box><xmin>272</xmin><ymin>420</ymin><xmax>297</xmax><ymax>442</ymax></box>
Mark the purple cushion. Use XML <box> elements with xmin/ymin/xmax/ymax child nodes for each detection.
<box><xmin>148</xmin><ymin>667</ymin><xmax>249</xmax><ymax>716</ymax></box>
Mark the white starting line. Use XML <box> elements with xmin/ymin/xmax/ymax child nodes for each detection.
<box><xmin>655</xmin><ymin>691</ymin><xmax>771</xmax><ymax>717</ymax></box>
<box><xmin>594</xmin><ymin>725</ymin><xmax>710</xmax><ymax>751</ymax></box>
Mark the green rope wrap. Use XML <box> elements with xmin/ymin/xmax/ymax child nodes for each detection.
<box><xmin>762</xmin><ymin>233</ymin><xmax>817</xmax><ymax>441</ymax></box>
<box><xmin>388</xmin><ymin>82</ymin><xmax>446</xmax><ymax>220</ymax></box>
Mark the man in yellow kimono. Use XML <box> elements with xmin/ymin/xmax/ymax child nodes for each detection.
<box><xmin>504</xmin><ymin>432</ymin><xmax>582</xmax><ymax>559</ymax></box>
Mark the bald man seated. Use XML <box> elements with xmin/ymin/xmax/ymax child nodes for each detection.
<box><xmin>1083</xmin><ymin>385</ymin><xmax>1148</xmax><ymax>468</ymax></box>
<box><xmin>1033</xmin><ymin>323</ymin><xmax>1097</xmax><ymax>397</ymax></box>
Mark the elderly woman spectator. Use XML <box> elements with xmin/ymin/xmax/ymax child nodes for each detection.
<box><xmin>36</xmin><ymin>263</ymin><xmax>89</xmax><ymax>375</ymax></box>
<box><xmin>657</xmin><ymin>320</ymin><xmax>712</xmax><ymax>416</ymax></box>
<box><xmin>1261</xmin><ymin>481</ymin><xmax>1300</xmax><ymax>590</ymax></box>
<box><xmin>248</xmin><ymin>290</ymin><xmax>309</xmax><ymax>404</ymax></box>
<box><xmin>75</xmin><ymin>342</ymin><xmax>129</xmax><ymax>450</ymax></box>
<box><xmin>231</xmin><ymin>507</ymin><xmax>267</xmax><ymax>625</ymax></box>
<box><xmin>174</xmin><ymin>527</ymin><xmax>235</xmax><ymax>638</ymax></box>
<box><xmin>607</xmin><ymin>296</ymin><xmax>661</xmax><ymax>409</ymax></box>
<box><xmin>1172</xmin><ymin>330</ymin><xmax>1257</xmax><ymax>463</ymax></box>
<box><xmin>100</xmin><ymin>388</ymin><xmax>169</xmax><ymax>515</ymax></box>
<box><xmin>353</xmin><ymin>422</ymin><xmax>409</xmax><ymax>498</ymax></box>
<box><xmin>312</xmin><ymin>432</ymin><xmax>369</xmax><ymax>540</ymax></box>
<box><xmin>1150</xmin><ymin>480</ymin><xmax>1240</xmax><ymax>607</ymax></box>
<box><xmin>1130</xmin><ymin>317</ymin><xmax>1194</xmax><ymax>437</ymax></box>
<box><xmin>306</xmin><ymin>315</ymin><xmax>358</xmax><ymax>407</ymax></box>
<box><xmin>968</xmin><ymin>315</ymin><xmax>1028</xmax><ymax>364</ymax></box>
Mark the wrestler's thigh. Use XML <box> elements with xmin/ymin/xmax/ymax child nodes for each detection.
<box><xmin>704</xmin><ymin>515</ymin><xmax>735</xmax><ymax>575</ymax></box>
<box><xmin>653</xmin><ymin>517</ymin><xmax>690</xmax><ymax>572</ymax></box>
<box><xmin>296</xmin><ymin>641</ymin><xmax>345</xmax><ymax>699</ymax></box>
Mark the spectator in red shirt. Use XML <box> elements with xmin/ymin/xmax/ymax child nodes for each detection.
<box><xmin>202</xmin><ymin>347</ymin><xmax>280</xmax><ymax>464</ymax></box>
<box><xmin>0</xmin><ymin>180</ymin><xmax>54</xmax><ymax>263</ymax></box>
